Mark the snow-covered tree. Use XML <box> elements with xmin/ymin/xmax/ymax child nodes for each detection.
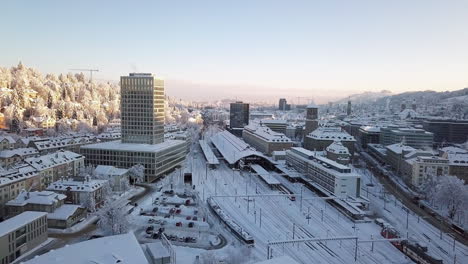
<box><xmin>81</xmin><ymin>194</ymin><xmax>96</xmax><ymax>213</ymax></box>
<box><xmin>128</xmin><ymin>164</ymin><xmax>145</xmax><ymax>184</ymax></box>
<box><xmin>433</xmin><ymin>175</ymin><xmax>468</xmax><ymax>220</ymax></box>
<box><xmin>97</xmin><ymin>203</ymin><xmax>129</xmax><ymax>235</ymax></box>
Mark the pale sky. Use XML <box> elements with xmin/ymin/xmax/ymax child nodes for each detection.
<box><xmin>2</xmin><ymin>0</ymin><xmax>468</xmax><ymax>103</ymax></box>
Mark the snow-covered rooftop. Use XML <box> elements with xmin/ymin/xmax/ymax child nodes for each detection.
<box><xmin>0</xmin><ymin>211</ymin><xmax>47</xmax><ymax>237</ymax></box>
<box><xmin>47</xmin><ymin>204</ymin><xmax>83</xmax><ymax>220</ymax></box>
<box><xmin>25</xmin><ymin>150</ymin><xmax>83</xmax><ymax>170</ymax></box>
<box><xmin>199</xmin><ymin>139</ymin><xmax>219</xmax><ymax>165</ymax></box>
<box><xmin>244</xmin><ymin>123</ymin><xmax>291</xmax><ymax>143</ymax></box>
<box><xmin>0</xmin><ymin>164</ymin><xmax>38</xmax><ymax>187</ymax></box>
<box><xmin>0</xmin><ymin>147</ymin><xmax>38</xmax><ymax>159</ymax></box>
<box><xmin>47</xmin><ymin>178</ymin><xmax>108</xmax><ymax>193</ymax></box>
<box><xmin>25</xmin><ymin>232</ymin><xmax>149</xmax><ymax>264</ymax></box>
<box><xmin>95</xmin><ymin>165</ymin><xmax>128</xmax><ymax>177</ymax></box>
<box><xmin>211</xmin><ymin>131</ymin><xmax>268</xmax><ymax>165</ymax></box>
<box><xmin>385</xmin><ymin>143</ymin><xmax>416</xmax><ymax>154</ymax></box>
<box><xmin>0</xmin><ymin>136</ymin><xmax>16</xmax><ymax>144</ymax></box>
<box><xmin>6</xmin><ymin>190</ymin><xmax>66</xmax><ymax>207</ymax></box>
<box><xmin>80</xmin><ymin>139</ymin><xmax>186</xmax><ymax>153</ymax></box>
<box><xmin>307</xmin><ymin>127</ymin><xmax>355</xmax><ymax>141</ymax></box>
<box><xmin>326</xmin><ymin>141</ymin><xmax>350</xmax><ymax>155</ymax></box>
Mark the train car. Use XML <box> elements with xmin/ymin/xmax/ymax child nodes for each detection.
<box><xmin>207</xmin><ymin>198</ymin><xmax>255</xmax><ymax>246</ymax></box>
<box><xmin>400</xmin><ymin>241</ymin><xmax>443</xmax><ymax>264</ymax></box>
<box><xmin>451</xmin><ymin>223</ymin><xmax>467</xmax><ymax>238</ymax></box>
<box><xmin>277</xmin><ymin>185</ymin><xmax>296</xmax><ymax>201</ymax></box>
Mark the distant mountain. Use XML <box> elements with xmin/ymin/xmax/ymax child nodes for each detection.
<box><xmin>334</xmin><ymin>90</ymin><xmax>393</xmax><ymax>104</ymax></box>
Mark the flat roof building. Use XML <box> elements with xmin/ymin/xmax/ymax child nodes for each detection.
<box><xmin>286</xmin><ymin>147</ymin><xmax>361</xmax><ymax>198</ymax></box>
<box><xmin>0</xmin><ymin>211</ymin><xmax>48</xmax><ymax>264</ymax></box>
<box><xmin>243</xmin><ymin>123</ymin><xmax>293</xmax><ymax>155</ymax></box>
<box><xmin>423</xmin><ymin>118</ymin><xmax>468</xmax><ymax>144</ymax></box>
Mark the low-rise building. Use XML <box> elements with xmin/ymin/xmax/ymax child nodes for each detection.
<box><xmin>0</xmin><ymin>137</ymin><xmax>15</xmax><ymax>151</ymax></box>
<box><xmin>260</xmin><ymin>119</ymin><xmax>288</xmax><ymax>134</ymax></box>
<box><xmin>5</xmin><ymin>191</ymin><xmax>65</xmax><ymax>216</ymax></box>
<box><xmin>46</xmin><ymin>178</ymin><xmax>108</xmax><ymax>209</ymax></box>
<box><xmin>4</xmin><ymin>190</ymin><xmax>86</xmax><ymax>229</ymax></box>
<box><xmin>28</xmin><ymin>136</ymin><xmax>99</xmax><ymax>154</ymax></box>
<box><xmin>0</xmin><ymin>211</ymin><xmax>48</xmax><ymax>264</ymax></box>
<box><xmin>80</xmin><ymin>140</ymin><xmax>187</xmax><ymax>182</ymax></box>
<box><xmin>440</xmin><ymin>150</ymin><xmax>468</xmax><ymax>183</ymax></box>
<box><xmin>25</xmin><ymin>150</ymin><xmax>85</xmax><ymax>190</ymax></box>
<box><xmin>405</xmin><ymin>156</ymin><xmax>449</xmax><ymax>187</ymax></box>
<box><xmin>242</xmin><ymin>124</ymin><xmax>293</xmax><ymax>155</ymax></box>
<box><xmin>325</xmin><ymin>141</ymin><xmax>351</xmax><ymax>165</ymax></box>
<box><xmin>423</xmin><ymin>118</ymin><xmax>468</xmax><ymax>144</ymax></box>
<box><xmin>286</xmin><ymin>147</ymin><xmax>361</xmax><ymax>198</ymax></box>
<box><xmin>358</xmin><ymin>126</ymin><xmax>381</xmax><ymax>148</ymax></box>
<box><xmin>47</xmin><ymin>204</ymin><xmax>87</xmax><ymax>229</ymax></box>
<box><xmin>304</xmin><ymin>127</ymin><xmax>356</xmax><ymax>155</ymax></box>
<box><xmin>0</xmin><ymin>148</ymin><xmax>38</xmax><ymax>167</ymax></box>
<box><xmin>385</xmin><ymin>143</ymin><xmax>435</xmax><ymax>176</ymax></box>
<box><xmin>94</xmin><ymin>165</ymin><xmax>129</xmax><ymax>192</ymax></box>
<box><xmin>380</xmin><ymin>127</ymin><xmax>433</xmax><ymax>149</ymax></box>
<box><xmin>0</xmin><ymin>165</ymin><xmax>38</xmax><ymax>217</ymax></box>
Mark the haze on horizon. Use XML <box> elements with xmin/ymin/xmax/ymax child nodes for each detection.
<box><xmin>1</xmin><ymin>0</ymin><xmax>468</xmax><ymax>103</ymax></box>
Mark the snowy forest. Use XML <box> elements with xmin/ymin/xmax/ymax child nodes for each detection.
<box><xmin>0</xmin><ymin>62</ymin><xmax>201</xmax><ymax>133</ymax></box>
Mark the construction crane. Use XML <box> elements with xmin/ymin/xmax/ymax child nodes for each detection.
<box><xmin>69</xmin><ymin>68</ymin><xmax>99</xmax><ymax>82</ymax></box>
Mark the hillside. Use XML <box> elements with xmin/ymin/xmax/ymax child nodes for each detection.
<box><xmin>334</xmin><ymin>90</ymin><xmax>393</xmax><ymax>104</ymax></box>
<box><xmin>0</xmin><ymin>62</ymin><xmax>120</xmax><ymax>132</ymax></box>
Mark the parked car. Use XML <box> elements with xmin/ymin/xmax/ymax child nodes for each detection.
<box><xmin>192</xmin><ymin>216</ymin><xmax>198</xmax><ymax>221</ymax></box>
<box><xmin>175</xmin><ymin>209</ymin><xmax>181</xmax><ymax>214</ymax></box>
<box><xmin>146</xmin><ymin>226</ymin><xmax>154</xmax><ymax>234</ymax></box>
<box><xmin>152</xmin><ymin>207</ymin><xmax>158</xmax><ymax>213</ymax></box>
<box><xmin>188</xmin><ymin>222</ymin><xmax>194</xmax><ymax>228</ymax></box>
<box><xmin>176</xmin><ymin>222</ymin><xmax>182</xmax><ymax>227</ymax></box>
<box><xmin>186</xmin><ymin>216</ymin><xmax>192</xmax><ymax>220</ymax></box>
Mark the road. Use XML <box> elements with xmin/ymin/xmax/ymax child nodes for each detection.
<box><xmin>361</xmin><ymin>151</ymin><xmax>468</xmax><ymax>247</ymax></box>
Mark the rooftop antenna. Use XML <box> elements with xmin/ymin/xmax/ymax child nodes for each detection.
<box><xmin>69</xmin><ymin>68</ymin><xmax>99</xmax><ymax>82</ymax></box>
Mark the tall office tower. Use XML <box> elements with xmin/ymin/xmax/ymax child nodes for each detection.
<box><xmin>279</xmin><ymin>98</ymin><xmax>287</xmax><ymax>110</ymax></box>
<box><xmin>347</xmin><ymin>100</ymin><xmax>352</xmax><ymax>116</ymax></box>
<box><xmin>304</xmin><ymin>104</ymin><xmax>318</xmax><ymax>137</ymax></box>
<box><xmin>230</xmin><ymin>101</ymin><xmax>249</xmax><ymax>128</ymax></box>
<box><xmin>81</xmin><ymin>72</ymin><xmax>187</xmax><ymax>182</ymax></box>
<box><xmin>121</xmin><ymin>73</ymin><xmax>164</xmax><ymax>144</ymax></box>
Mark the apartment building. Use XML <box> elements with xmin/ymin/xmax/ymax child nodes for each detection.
<box><xmin>0</xmin><ymin>148</ymin><xmax>38</xmax><ymax>167</ymax></box>
<box><xmin>242</xmin><ymin>124</ymin><xmax>293</xmax><ymax>155</ymax></box>
<box><xmin>0</xmin><ymin>165</ymin><xmax>38</xmax><ymax>217</ymax></box>
<box><xmin>286</xmin><ymin>147</ymin><xmax>361</xmax><ymax>198</ymax></box>
<box><xmin>405</xmin><ymin>156</ymin><xmax>449</xmax><ymax>188</ymax></box>
<box><xmin>46</xmin><ymin>178</ymin><xmax>107</xmax><ymax>209</ymax></box>
<box><xmin>0</xmin><ymin>211</ymin><xmax>47</xmax><ymax>264</ymax></box>
<box><xmin>0</xmin><ymin>137</ymin><xmax>15</xmax><ymax>151</ymax></box>
<box><xmin>304</xmin><ymin>127</ymin><xmax>356</xmax><ymax>155</ymax></box>
<box><xmin>24</xmin><ymin>150</ymin><xmax>85</xmax><ymax>190</ymax></box>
